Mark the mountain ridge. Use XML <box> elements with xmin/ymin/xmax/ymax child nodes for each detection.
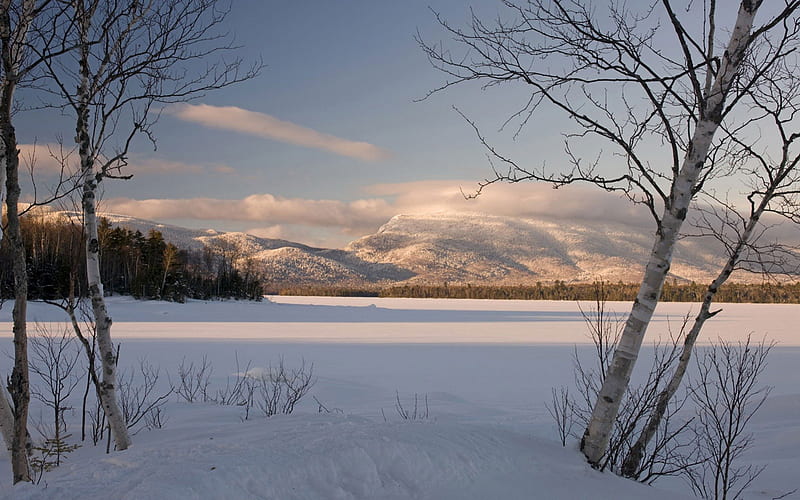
<box><xmin>47</xmin><ymin>209</ymin><xmax>793</xmax><ymax>286</ymax></box>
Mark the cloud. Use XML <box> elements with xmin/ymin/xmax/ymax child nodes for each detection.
<box><xmin>245</xmin><ymin>225</ymin><xmax>349</xmax><ymax>248</ymax></box>
<box><xmin>103</xmin><ymin>193</ymin><xmax>394</xmax><ymax>231</ymax></box>
<box><xmin>131</xmin><ymin>158</ymin><xmax>205</xmax><ymax>175</ymax></box>
<box><xmin>128</xmin><ymin>157</ymin><xmax>237</xmax><ymax>176</ymax></box>
<box><xmin>168</xmin><ymin>103</ymin><xmax>391</xmax><ymax>161</ymax></box>
<box><xmin>15</xmin><ymin>145</ymin><xmax>235</xmax><ymax>178</ymax></box>
<box><xmin>17</xmin><ymin>143</ymin><xmax>78</xmax><ymax>175</ymax></box>
<box><xmin>364</xmin><ymin>180</ymin><xmax>652</xmax><ymax>227</ymax></box>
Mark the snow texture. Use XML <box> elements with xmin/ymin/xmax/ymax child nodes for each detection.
<box><xmin>0</xmin><ymin>296</ymin><xmax>797</xmax><ymax>499</ymax></box>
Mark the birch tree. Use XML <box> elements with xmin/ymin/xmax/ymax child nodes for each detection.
<box><xmin>420</xmin><ymin>0</ymin><xmax>800</xmax><ymax>466</ymax></box>
<box><xmin>1</xmin><ymin>0</ymin><xmax>45</xmax><ymax>482</ymax></box>
<box><xmin>40</xmin><ymin>0</ymin><xmax>259</xmax><ymax>451</ymax></box>
<box><xmin>620</xmin><ymin>35</ymin><xmax>800</xmax><ymax>476</ymax></box>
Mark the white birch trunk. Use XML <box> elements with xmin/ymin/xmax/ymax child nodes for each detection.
<box><xmin>621</xmin><ymin>193</ymin><xmax>772</xmax><ymax>476</ymax></box>
<box><xmin>81</xmin><ymin>173</ymin><xmax>131</xmax><ymax>451</ymax></box>
<box><xmin>581</xmin><ymin>0</ymin><xmax>763</xmax><ymax>465</ymax></box>
<box><xmin>0</xmin><ymin>389</ymin><xmax>13</xmax><ymax>452</ymax></box>
<box><xmin>76</xmin><ymin>6</ymin><xmax>131</xmax><ymax>450</ymax></box>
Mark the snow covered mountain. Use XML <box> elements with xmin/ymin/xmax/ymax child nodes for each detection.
<box><xmin>346</xmin><ymin>213</ymin><xmax>733</xmax><ymax>284</ymax></box>
<box><xmin>77</xmin><ymin>211</ymin><xmax>786</xmax><ymax>286</ymax></box>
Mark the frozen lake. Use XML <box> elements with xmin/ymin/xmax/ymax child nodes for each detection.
<box><xmin>1</xmin><ymin>296</ymin><xmax>797</xmax><ymax>499</ymax></box>
<box><xmin>5</xmin><ymin>295</ymin><xmax>798</xmax><ymax>345</ymax></box>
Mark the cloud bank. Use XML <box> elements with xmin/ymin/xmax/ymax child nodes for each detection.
<box><xmin>168</xmin><ymin>104</ymin><xmax>391</xmax><ymax>161</ymax></box>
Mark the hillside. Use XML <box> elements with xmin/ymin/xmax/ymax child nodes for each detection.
<box><xmin>347</xmin><ymin>213</ymin><xmax>732</xmax><ymax>284</ymax></box>
<box><xmin>79</xmin><ymin>211</ymin><xmax>796</xmax><ymax>286</ymax></box>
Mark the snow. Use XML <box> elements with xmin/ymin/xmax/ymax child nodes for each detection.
<box><xmin>0</xmin><ymin>296</ymin><xmax>798</xmax><ymax>499</ymax></box>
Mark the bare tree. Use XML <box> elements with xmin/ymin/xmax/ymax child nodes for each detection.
<box><xmin>1</xmin><ymin>0</ymin><xmax>83</xmax><ymax>482</ymax></box>
<box><xmin>37</xmin><ymin>0</ymin><xmax>260</xmax><ymax>451</ymax></box>
<box><xmin>252</xmin><ymin>358</ymin><xmax>315</xmax><ymax>418</ymax></box>
<box><xmin>42</xmin><ymin>278</ymin><xmax>102</xmax><ymax>443</ymax></box>
<box><xmin>546</xmin><ymin>386</ymin><xmax>574</xmax><ymax>447</ymax></box>
<box><xmin>685</xmin><ymin>336</ymin><xmax>773</xmax><ymax>500</ymax></box>
<box><xmin>621</xmin><ymin>47</ymin><xmax>800</xmax><ymax>476</ymax></box>
<box><xmin>419</xmin><ymin>0</ymin><xmax>800</xmax><ymax>465</ymax></box>
<box><xmin>568</xmin><ymin>286</ymin><xmax>697</xmax><ymax>482</ymax></box>
<box><xmin>1</xmin><ymin>0</ymin><xmax>36</xmax><ymax>480</ymax></box>
<box><xmin>174</xmin><ymin>355</ymin><xmax>213</xmax><ymax>404</ymax></box>
<box><xmin>28</xmin><ymin>323</ymin><xmax>81</xmax><ymax>466</ymax></box>
<box><xmin>117</xmin><ymin>358</ymin><xmax>171</xmax><ymax>434</ymax></box>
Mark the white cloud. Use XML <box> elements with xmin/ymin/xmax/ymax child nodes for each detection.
<box><xmin>103</xmin><ymin>193</ymin><xmax>394</xmax><ymax>230</ymax></box>
<box><xmin>128</xmin><ymin>157</ymin><xmax>237</xmax><ymax>176</ymax></box>
<box><xmin>168</xmin><ymin>103</ymin><xmax>391</xmax><ymax>161</ymax></box>
<box><xmin>15</xmin><ymin>145</ymin><xmax>234</xmax><ymax>179</ymax></box>
<box><xmin>245</xmin><ymin>225</ymin><xmax>350</xmax><ymax>248</ymax></box>
<box><xmin>17</xmin><ymin>143</ymin><xmax>78</xmax><ymax>175</ymax></box>
<box><xmin>365</xmin><ymin>180</ymin><xmax>651</xmax><ymax>227</ymax></box>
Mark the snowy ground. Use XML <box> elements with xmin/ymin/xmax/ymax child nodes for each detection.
<box><xmin>0</xmin><ymin>296</ymin><xmax>797</xmax><ymax>499</ymax></box>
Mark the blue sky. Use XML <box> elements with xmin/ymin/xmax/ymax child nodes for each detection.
<box><xmin>14</xmin><ymin>1</ymin><xmax>765</xmax><ymax>248</ymax></box>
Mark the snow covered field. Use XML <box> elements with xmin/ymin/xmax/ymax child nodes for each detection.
<box><xmin>0</xmin><ymin>296</ymin><xmax>798</xmax><ymax>499</ymax></box>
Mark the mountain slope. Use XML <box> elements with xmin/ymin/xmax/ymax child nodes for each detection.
<box><xmin>78</xmin><ymin>211</ymin><xmax>791</xmax><ymax>286</ymax></box>
<box><xmin>347</xmin><ymin>213</ymin><xmax>735</xmax><ymax>284</ymax></box>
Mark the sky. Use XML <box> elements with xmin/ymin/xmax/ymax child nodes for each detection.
<box><xmin>11</xmin><ymin>1</ymin><xmax>787</xmax><ymax>248</ymax></box>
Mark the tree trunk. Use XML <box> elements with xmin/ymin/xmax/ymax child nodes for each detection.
<box><xmin>621</xmin><ymin>196</ymin><xmax>770</xmax><ymax>476</ymax></box>
<box><xmin>76</xmin><ymin>11</ymin><xmax>131</xmax><ymax>450</ymax></box>
<box><xmin>2</xmin><ymin>114</ymin><xmax>32</xmax><ymax>484</ymax></box>
<box><xmin>0</xmin><ymin>138</ymin><xmax>5</xmax><ymax>241</ymax></box>
<box><xmin>0</xmin><ymin>389</ymin><xmax>13</xmax><ymax>453</ymax></box>
<box><xmin>581</xmin><ymin>0</ymin><xmax>762</xmax><ymax>466</ymax></box>
<box><xmin>1</xmin><ymin>6</ymin><xmax>31</xmax><ymax>481</ymax></box>
<box><xmin>79</xmin><ymin>154</ymin><xmax>131</xmax><ymax>451</ymax></box>
<box><xmin>0</xmin><ymin>142</ymin><xmax>12</xmax><ymax>453</ymax></box>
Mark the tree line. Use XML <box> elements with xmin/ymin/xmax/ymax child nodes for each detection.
<box><xmin>277</xmin><ymin>281</ymin><xmax>800</xmax><ymax>304</ymax></box>
<box><xmin>0</xmin><ymin>215</ymin><xmax>263</xmax><ymax>302</ymax></box>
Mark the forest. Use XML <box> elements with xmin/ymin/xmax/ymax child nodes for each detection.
<box><xmin>277</xmin><ymin>281</ymin><xmax>800</xmax><ymax>304</ymax></box>
<box><xmin>0</xmin><ymin>215</ymin><xmax>263</xmax><ymax>302</ymax></box>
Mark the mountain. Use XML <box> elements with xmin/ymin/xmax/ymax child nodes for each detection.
<box><xmin>75</xmin><ymin>211</ymin><xmax>792</xmax><ymax>286</ymax></box>
<box><xmin>346</xmin><ymin>213</ymin><xmax>730</xmax><ymax>285</ymax></box>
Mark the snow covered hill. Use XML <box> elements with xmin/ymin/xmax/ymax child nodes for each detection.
<box><xmin>7</xmin><ymin>412</ymin><xmax>696</xmax><ymax>500</ymax></box>
<box><xmin>348</xmin><ymin>213</ymin><xmax>740</xmax><ymax>284</ymax></box>
<box><xmin>59</xmin><ymin>210</ymin><xmax>795</xmax><ymax>286</ymax></box>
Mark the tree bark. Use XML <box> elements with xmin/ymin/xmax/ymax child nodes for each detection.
<box><xmin>1</xmin><ymin>0</ymin><xmax>34</xmax><ymax>482</ymax></box>
<box><xmin>0</xmin><ymin>134</ymin><xmax>5</xmax><ymax>241</ymax></box>
<box><xmin>0</xmin><ymin>389</ymin><xmax>13</xmax><ymax>453</ymax></box>
<box><xmin>0</xmin><ymin>141</ymin><xmax>12</xmax><ymax>453</ymax></box>
<box><xmin>581</xmin><ymin>0</ymin><xmax>763</xmax><ymax>466</ymax></box>
<box><xmin>621</xmin><ymin>191</ymin><xmax>774</xmax><ymax>476</ymax></box>
<box><xmin>75</xmin><ymin>4</ymin><xmax>131</xmax><ymax>450</ymax></box>
<box><xmin>2</xmin><ymin>108</ymin><xmax>32</xmax><ymax>484</ymax></box>
<box><xmin>79</xmin><ymin>147</ymin><xmax>131</xmax><ymax>452</ymax></box>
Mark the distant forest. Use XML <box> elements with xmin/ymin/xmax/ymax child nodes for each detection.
<box><xmin>0</xmin><ymin>215</ymin><xmax>263</xmax><ymax>302</ymax></box>
<box><xmin>277</xmin><ymin>281</ymin><xmax>800</xmax><ymax>304</ymax></box>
